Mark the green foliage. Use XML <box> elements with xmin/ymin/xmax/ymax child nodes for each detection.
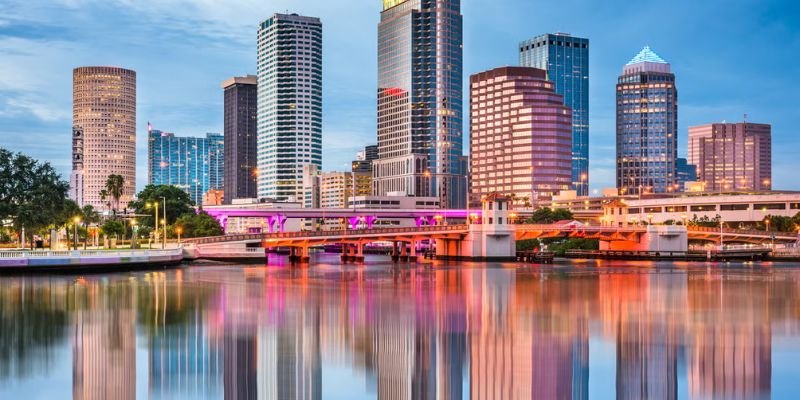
<box><xmin>101</xmin><ymin>220</ymin><xmax>126</xmax><ymax>238</ymax></box>
<box><xmin>548</xmin><ymin>238</ymin><xmax>600</xmax><ymax>256</ymax></box>
<box><xmin>81</xmin><ymin>205</ymin><xmax>101</xmax><ymax>226</ymax></box>
<box><xmin>104</xmin><ymin>174</ymin><xmax>125</xmax><ymax>213</ymax></box>
<box><xmin>689</xmin><ymin>214</ymin><xmax>722</xmax><ymax>228</ymax></box>
<box><xmin>516</xmin><ymin>239</ymin><xmax>539</xmax><ymax>251</ymax></box>
<box><xmin>0</xmin><ymin>148</ymin><xmax>70</xmax><ymax>240</ymax></box>
<box><xmin>174</xmin><ymin>211</ymin><xmax>223</xmax><ymax>238</ymax></box>
<box><xmin>764</xmin><ymin>214</ymin><xmax>799</xmax><ymax>232</ymax></box>
<box><xmin>526</xmin><ymin>208</ymin><xmax>574</xmax><ymax>224</ymax></box>
<box><xmin>128</xmin><ymin>185</ymin><xmax>195</xmax><ymax>228</ymax></box>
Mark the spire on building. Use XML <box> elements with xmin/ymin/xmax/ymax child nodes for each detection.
<box><xmin>626</xmin><ymin>46</ymin><xmax>668</xmax><ymax>65</ymax></box>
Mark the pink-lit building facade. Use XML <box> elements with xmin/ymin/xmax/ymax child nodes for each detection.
<box><xmin>688</xmin><ymin>122</ymin><xmax>772</xmax><ymax>191</ymax></box>
<box><xmin>469</xmin><ymin>67</ymin><xmax>572</xmax><ymax>204</ymax></box>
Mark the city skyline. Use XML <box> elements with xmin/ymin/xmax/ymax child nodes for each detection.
<box><xmin>1</xmin><ymin>0</ymin><xmax>798</xmax><ymax>192</ymax></box>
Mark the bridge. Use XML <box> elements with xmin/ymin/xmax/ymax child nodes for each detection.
<box><xmin>183</xmin><ymin>217</ymin><xmax>798</xmax><ymax>262</ymax></box>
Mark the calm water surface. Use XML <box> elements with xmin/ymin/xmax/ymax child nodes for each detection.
<box><xmin>1</xmin><ymin>255</ymin><xmax>800</xmax><ymax>399</ymax></box>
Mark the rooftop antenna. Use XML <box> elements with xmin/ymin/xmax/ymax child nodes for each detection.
<box><xmin>743</xmin><ymin>113</ymin><xmax>748</xmax><ymax>123</ymax></box>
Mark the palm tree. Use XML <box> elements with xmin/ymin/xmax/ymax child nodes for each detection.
<box><xmin>99</xmin><ymin>189</ymin><xmax>110</xmax><ymax>211</ymax></box>
<box><xmin>80</xmin><ymin>205</ymin><xmax>100</xmax><ymax>249</ymax></box>
<box><xmin>104</xmin><ymin>175</ymin><xmax>125</xmax><ymax>215</ymax></box>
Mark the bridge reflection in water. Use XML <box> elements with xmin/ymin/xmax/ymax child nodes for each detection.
<box><xmin>0</xmin><ymin>261</ymin><xmax>797</xmax><ymax>399</ymax></box>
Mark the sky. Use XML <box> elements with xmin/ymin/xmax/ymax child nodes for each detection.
<box><xmin>0</xmin><ymin>0</ymin><xmax>798</xmax><ymax>193</ymax></box>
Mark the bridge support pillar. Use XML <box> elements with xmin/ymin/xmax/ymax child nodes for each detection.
<box><xmin>298</xmin><ymin>246</ymin><xmax>310</xmax><ymax>264</ymax></box>
<box><xmin>340</xmin><ymin>243</ymin><xmax>350</xmax><ymax>263</ymax></box>
<box><xmin>391</xmin><ymin>242</ymin><xmax>400</xmax><ymax>262</ymax></box>
<box><xmin>400</xmin><ymin>243</ymin><xmax>409</xmax><ymax>262</ymax></box>
<box><xmin>353</xmin><ymin>242</ymin><xmax>365</xmax><ymax>263</ymax></box>
<box><xmin>409</xmin><ymin>240</ymin><xmax>418</xmax><ymax>262</ymax></box>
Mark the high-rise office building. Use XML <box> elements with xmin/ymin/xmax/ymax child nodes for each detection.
<box><xmin>520</xmin><ymin>33</ymin><xmax>589</xmax><ymax>195</ymax></box>
<box><xmin>676</xmin><ymin>157</ymin><xmax>697</xmax><ymax>190</ymax></box>
<box><xmin>257</xmin><ymin>14</ymin><xmax>323</xmax><ymax>201</ymax></box>
<box><xmin>71</xmin><ymin>66</ymin><xmax>136</xmax><ymax>209</ymax></box>
<box><xmin>688</xmin><ymin>122</ymin><xmax>772</xmax><ymax>191</ymax></box>
<box><xmin>470</xmin><ymin>67</ymin><xmax>572</xmax><ymax>203</ymax></box>
<box><xmin>147</xmin><ymin>126</ymin><xmax>224</xmax><ymax>204</ymax></box>
<box><xmin>222</xmin><ymin>75</ymin><xmax>258</xmax><ymax>204</ymax></box>
<box><xmin>374</xmin><ymin>0</ymin><xmax>465</xmax><ymax>208</ymax></box>
<box><xmin>352</xmin><ymin>144</ymin><xmax>378</xmax><ymax>173</ymax></box>
<box><xmin>616</xmin><ymin>46</ymin><xmax>678</xmax><ymax>195</ymax></box>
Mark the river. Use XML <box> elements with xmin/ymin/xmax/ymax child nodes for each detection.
<box><xmin>1</xmin><ymin>255</ymin><xmax>798</xmax><ymax>399</ymax></box>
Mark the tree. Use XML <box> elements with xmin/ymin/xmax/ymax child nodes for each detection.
<box><xmin>128</xmin><ymin>185</ymin><xmax>195</xmax><ymax>228</ymax></box>
<box><xmin>81</xmin><ymin>205</ymin><xmax>101</xmax><ymax>226</ymax></box>
<box><xmin>689</xmin><ymin>214</ymin><xmax>721</xmax><ymax>228</ymax></box>
<box><xmin>174</xmin><ymin>211</ymin><xmax>223</xmax><ymax>238</ymax></box>
<box><xmin>764</xmin><ymin>215</ymin><xmax>796</xmax><ymax>232</ymax></box>
<box><xmin>526</xmin><ymin>208</ymin><xmax>574</xmax><ymax>224</ymax></box>
<box><xmin>0</xmin><ymin>149</ymin><xmax>70</xmax><ymax>245</ymax></box>
<box><xmin>99</xmin><ymin>189</ymin><xmax>110</xmax><ymax>211</ymax></box>
<box><xmin>104</xmin><ymin>174</ymin><xmax>125</xmax><ymax>214</ymax></box>
<box><xmin>53</xmin><ymin>199</ymin><xmax>83</xmax><ymax>249</ymax></box>
<box><xmin>101</xmin><ymin>220</ymin><xmax>125</xmax><ymax>239</ymax></box>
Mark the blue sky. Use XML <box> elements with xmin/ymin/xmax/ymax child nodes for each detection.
<box><xmin>1</xmin><ymin>0</ymin><xmax>798</xmax><ymax>192</ymax></box>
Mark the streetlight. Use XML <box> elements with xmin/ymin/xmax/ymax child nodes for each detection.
<box><xmin>160</xmin><ymin>196</ymin><xmax>167</xmax><ymax>248</ymax></box>
<box><xmin>160</xmin><ymin>219</ymin><xmax>167</xmax><ymax>249</ymax></box>
<box><xmin>176</xmin><ymin>227</ymin><xmax>182</xmax><ymax>244</ymax></box>
<box><xmin>146</xmin><ymin>201</ymin><xmax>159</xmax><ymax>248</ymax></box>
<box><xmin>72</xmin><ymin>216</ymin><xmax>81</xmax><ymax>250</ymax></box>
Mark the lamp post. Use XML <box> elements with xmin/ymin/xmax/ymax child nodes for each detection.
<box><xmin>719</xmin><ymin>219</ymin><xmax>724</xmax><ymax>249</ymax></box>
<box><xmin>176</xmin><ymin>227</ymin><xmax>182</xmax><ymax>244</ymax></box>
<box><xmin>73</xmin><ymin>216</ymin><xmax>81</xmax><ymax>250</ymax></box>
<box><xmin>146</xmin><ymin>201</ymin><xmax>159</xmax><ymax>249</ymax></box>
<box><xmin>161</xmin><ymin>196</ymin><xmax>167</xmax><ymax>248</ymax></box>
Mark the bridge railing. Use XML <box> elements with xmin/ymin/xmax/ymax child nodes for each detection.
<box><xmin>0</xmin><ymin>248</ymin><xmax>183</xmax><ymax>259</ymax></box>
<box><xmin>689</xmin><ymin>226</ymin><xmax>796</xmax><ymax>238</ymax></box>
<box><xmin>186</xmin><ymin>224</ymin><xmax>470</xmax><ymax>245</ymax></box>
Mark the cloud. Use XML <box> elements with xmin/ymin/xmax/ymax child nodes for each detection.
<box><xmin>2</xmin><ymin>97</ymin><xmax>70</xmax><ymax>122</ymax></box>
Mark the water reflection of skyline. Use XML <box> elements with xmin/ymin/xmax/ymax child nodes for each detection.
<box><xmin>0</xmin><ymin>263</ymin><xmax>797</xmax><ymax>399</ymax></box>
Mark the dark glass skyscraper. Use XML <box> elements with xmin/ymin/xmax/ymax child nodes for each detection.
<box><xmin>148</xmin><ymin>126</ymin><xmax>224</xmax><ymax>205</ymax></box>
<box><xmin>222</xmin><ymin>75</ymin><xmax>258</xmax><ymax>204</ymax></box>
<box><xmin>520</xmin><ymin>33</ymin><xmax>589</xmax><ymax>195</ymax></box>
<box><xmin>616</xmin><ymin>46</ymin><xmax>678</xmax><ymax>195</ymax></box>
<box><xmin>374</xmin><ymin>0</ymin><xmax>465</xmax><ymax>208</ymax></box>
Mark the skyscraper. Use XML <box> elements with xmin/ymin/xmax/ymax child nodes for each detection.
<box><xmin>352</xmin><ymin>144</ymin><xmax>378</xmax><ymax>173</ymax></box>
<box><xmin>222</xmin><ymin>75</ymin><xmax>258</xmax><ymax>204</ymax></box>
<box><xmin>470</xmin><ymin>67</ymin><xmax>572</xmax><ymax>203</ymax></box>
<box><xmin>147</xmin><ymin>126</ymin><xmax>224</xmax><ymax>205</ymax></box>
<box><xmin>616</xmin><ymin>47</ymin><xmax>678</xmax><ymax>195</ymax></box>
<box><xmin>257</xmin><ymin>14</ymin><xmax>323</xmax><ymax>201</ymax></box>
<box><xmin>374</xmin><ymin>0</ymin><xmax>465</xmax><ymax>208</ymax></box>
<box><xmin>520</xmin><ymin>33</ymin><xmax>589</xmax><ymax>195</ymax></box>
<box><xmin>688</xmin><ymin>122</ymin><xmax>772</xmax><ymax>191</ymax></box>
<box><xmin>71</xmin><ymin>66</ymin><xmax>136</xmax><ymax>209</ymax></box>
<box><xmin>676</xmin><ymin>157</ymin><xmax>698</xmax><ymax>190</ymax></box>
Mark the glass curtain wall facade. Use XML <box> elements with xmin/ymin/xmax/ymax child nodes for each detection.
<box><xmin>257</xmin><ymin>14</ymin><xmax>323</xmax><ymax>201</ymax></box>
<box><xmin>520</xmin><ymin>33</ymin><xmax>590</xmax><ymax>195</ymax></box>
<box><xmin>148</xmin><ymin>128</ymin><xmax>224</xmax><ymax>205</ymax></box>
<box><xmin>374</xmin><ymin>0</ymin><xmax>465</xmax><ymax>209</ymax></box>
<box><xmin>616</xmin><ymin>47</ymin><xmax>678</xmax><ymax>195</ymax></box>
<box><xmin>222</xmin><ymin>75</ymin><xmax>258</xmax><ymax>204</ymax></box>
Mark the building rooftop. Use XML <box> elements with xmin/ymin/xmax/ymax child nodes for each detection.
<box><xmin>626</xmin><ymin>46</ymin><xmax>667</xmax><ymax>65</ymax></box>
